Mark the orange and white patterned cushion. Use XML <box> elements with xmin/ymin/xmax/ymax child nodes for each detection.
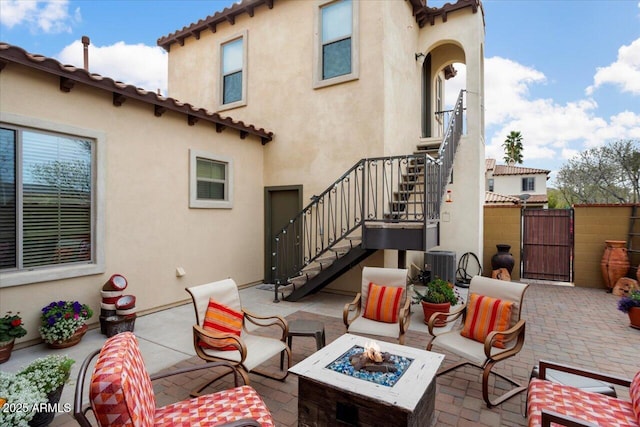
<box><xmin>90</xmin><ymin>332</ymin><xmax>155</xmax><ymax>427</ymax></box>
<box><xmin>363</xmin><ymin>282</ymin><xmax>404</xmax><ymax>323</ymax></box>
<box><xmin>201</xmin><ymin>298</ymin><xmax>244</xmax><ymax>351</ymax></box>
<box><xmin>90</xmin><ymin>332</ymin><xmax>274</xmax><ymax>427</ymax></box>
<box><xmin>631</xmin><ymin>371</ymin><xmax>640</xmax><ymax>421</ymax></box>
<box><xmin>154</xmin><ymin>385</ymin><xmax>274</xmax><ymax>426</ymax></box>
<box><xmin>527</xmin><ymin>378</ymin><xmax>639</xmax><ymax>427</ymax></box>
<box><xmin>460</xmin><ymin>293</ymin><xmax>513</xmax><ymax>348</ymax></box>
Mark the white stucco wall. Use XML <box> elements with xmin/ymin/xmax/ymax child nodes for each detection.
<box><xmin>0</xmin><ymin>64</ymin><xmax>266</xmax><ymax>343</ymax></box>
<box><xmin>166</xmin><ymin>0</ymin><xmax>485</xmax><ymax>291</ymax></box>
<box><xmin>492</xmin><ymin>173</ymin><xmax>548</xmax><ymax>196</ymax></box>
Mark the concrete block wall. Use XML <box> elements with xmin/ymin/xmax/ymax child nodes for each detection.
<box><xmin>482</xmin><ymin>204</ymin><xmax>637</xmax><ymax>288</ymax></box>
<box><xmin>573</xmin><ymin>204</ymin><xmax>634</xmax><ymax>288</ymax></box>
<box><xmin>483</xmin><ymin>206</ymin><xmax>522</xmax><ymax>280</ymax></box>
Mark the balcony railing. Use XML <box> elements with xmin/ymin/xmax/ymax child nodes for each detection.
<box><xmin>273</xmin><ymin>90</ymin><xmax>466</xmax><ymax>288</ymax></box>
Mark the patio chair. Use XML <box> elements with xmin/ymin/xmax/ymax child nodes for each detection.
<box><xmin>426</xmin><ymin>275</ymin><xmax>528</xmax><ymax>407</ymax></box>
<box><xmin>343</xmin><ymin>266</ymin><xmax>411</xmax><ymax>344</ymax></box>
<box><xmin>527</xmin><ymin>360</ymin><xmax>640</xmax><ymax>426</ymax></box>
<box><xmin>186</xmin><ymin>278</ymin><xmax>291</xmax><ymax>395</ymax></box>
<box><xmin>74</xmin><ymin>332</ymin><xmax>274</xmax><ymax>427</ymax></box>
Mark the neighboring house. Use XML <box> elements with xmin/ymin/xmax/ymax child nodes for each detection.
<box><xmin>0</xmin><ymin>0</ymin><xmax>486</xmax><ymax>342</ymax></box>
<box><xmin>485</xmin><ymin>158</ymin><xmax>550</xmax><ymax>208</ymax></box>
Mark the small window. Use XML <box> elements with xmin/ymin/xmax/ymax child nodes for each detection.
<box><xmin>522</xmin><ymin>177</ymin><xmax>535</xmax><ymax>192</ymax></box>
<box><xmin>314</xmin><ymin>0</ymin><xmax>359</xmax><ymax>88</ymax></box>
<box><xmin>190</xmin><ymin>150</ymin><xmax>233</xmax><ymax>209</ymax></box>
<box><xmin>488</xmin><ymin>178</ymin><xmax>494</xmax><ymax>192</ymax></box>
<box><xmin>219</xmin><ymin>32</ymin><xmax>247</xmax><ymax>110</ymax></box>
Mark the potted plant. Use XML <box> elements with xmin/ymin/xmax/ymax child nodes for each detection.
<box><xmin>0</xmin><ymin>311</ymin><xmax>28</xmax><ymax>364</ymax></box>
<box><xmin>39</xmin><ymin>301</ymin><xmax>93</xmax><ymax>348</ymax></box>
<box><xmin>17</xmin><ymin>354</ymin><xmax>75</xmax><ymax>427</ymax></box>
<box><xmin>412</xmin><ymin>278</ymin><xmax>461</xmax><ymax>326</ymax></box>
<box><xmin>0</xmin><ymin>371</ymin><xmax>46</xmax><ymax>426</ymax></box>
<box><xmin>617</xmin><ymin>289</ymin><xmax>640</xmax><ymax>329</ymax></box>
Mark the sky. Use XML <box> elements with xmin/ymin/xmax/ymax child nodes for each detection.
<box><xmin>1</xmin><ymin>0</ymin><xmax>639</xmax><ymax>185</ymax></box>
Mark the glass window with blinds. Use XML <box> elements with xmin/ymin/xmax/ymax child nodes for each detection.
<box><xmin>196</xmin><ymin>158</ymin><xmax>227</xmax><ymax>201</ymax></box>
<box><xmin>0</xmin><ymin>126</ymin><xmax>93</xmax><ymax>272</ymax></box>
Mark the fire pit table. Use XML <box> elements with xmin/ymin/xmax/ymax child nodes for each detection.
<box><xmin>289</xmin><ymin>333</ymin><xmax>444</xmax><ymax>427</ymax></box>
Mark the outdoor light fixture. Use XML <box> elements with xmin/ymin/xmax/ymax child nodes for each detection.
<box><xmin>445</xmin><ymin>189</ymin><xmax>453</xmax><ymax>203</ymax></box>
<box><xmin>415</xmin><ymin>52</ymin><xmax>425</xmax><ymax>61</ymax></box>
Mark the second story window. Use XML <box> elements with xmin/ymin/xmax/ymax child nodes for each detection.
<box><xmin>522</xmin><ymin>177</ymin><xmax>535</xmax><ymax>191</ymax></box>
<box><xmin>322</xmin><ymin>0</ymin><xmax>352</xmax><ymax>79</ymax></box>
<box><xmin>488</xmin><ymin>178</ymin><xmax>494</xmax><ymax>192</ymax></box>
<box><xmin>314</xmin><ymin>0</ymin><xmax>359</xmax><ymax>88</ymax></box>
<box><xmin>219</xmin><ymin>32</ymin><xmax>247</xmax><ymax>110</ymax></box>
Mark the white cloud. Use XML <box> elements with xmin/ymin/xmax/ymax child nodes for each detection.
<box><xmin>57</xmin><ymin>41</ymin><xmax>168</xmax><ymax>94</ymax></box>
<box><xmin>586</xmin><ymin>38</ymin><xmax>640</xmax><ymax>95</ymax></box>
<box><xmin>482</xmin><ymin>55</ymin><xmax>640</xmax><ymax>169</ymax></box>
<box><xmin>0</xmin><ymin>0</ymin><xmax>77</xmax><ymax>33</ymax></box>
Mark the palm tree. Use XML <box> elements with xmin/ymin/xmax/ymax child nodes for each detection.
<box><xmin>502</xmin><ymin>131</ymin><xmax>524</xmax><ymax>164</ymax></box>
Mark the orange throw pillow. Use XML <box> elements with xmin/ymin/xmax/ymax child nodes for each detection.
<box><xmin>460</xmin><ymin>293</ymin><xmax>513</xmax><ymax>348</ymax></box>
<box><xmin>200</xmin><ymin>298</ymin><xmax>243</xmax><ymax>351</ymax></box>
<box><xmin>363</xmin><ymin>282</ymin><xmax>404</xmax><ymax>323</ymax></box>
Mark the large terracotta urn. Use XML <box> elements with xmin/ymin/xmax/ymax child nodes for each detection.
<box><xmin>491</xmin><ymin>244</ymin><xmax>515</xmax><ymax>274</ymax></box>
<box><xmin>600</xmin><ymin>240</ymin><xmax>630</xmax><ymax>290</ymax></box>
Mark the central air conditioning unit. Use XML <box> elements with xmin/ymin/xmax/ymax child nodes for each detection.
<box><xmin>425</xmin><ymin>250</ymin><xmax>457</xmax><ymax>284</ymax></box>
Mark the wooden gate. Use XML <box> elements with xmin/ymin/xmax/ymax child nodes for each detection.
<box><xmin>522</xmin><ymin>209</ymin><xmax>574</xmax><ymax>282</ymax></box>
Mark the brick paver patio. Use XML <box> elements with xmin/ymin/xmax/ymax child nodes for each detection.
<box><xmin>51</xmin><ymin>283</ymin><xmax>638</xmax><ymax>426</ymax></box>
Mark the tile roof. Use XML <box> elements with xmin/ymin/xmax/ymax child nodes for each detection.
<box><xmin>0</xmin><ymin>43</ymin><xmax>273</xmax><ymax>144</ymax></box>
<box><xmin>157</xmin><ymin>0</ymin><xmax>274</xmax><ymax>52</ymax></box>
<box><xmin>493</xmin><ymin>164</ymin><xmax>551</xmax><ymax>176</ymax></box>
<box><xmin>157</xmin><ymin>0</ymin><xmax>482</xmax><ymax>51</ymax></box>
<box><xmin>485</xmin><ymin>192</ymin><xmax>519</xmax><ymax>205</ymax></box>
<box><xmin>485</xmin><ymin>158</ymin><xmax>496</xmax><ymax>171</ymax></box>
<box><xmin>485</xmin><ymin>192</ymin><xmax>548</xmax><ymax>205</ymax></box>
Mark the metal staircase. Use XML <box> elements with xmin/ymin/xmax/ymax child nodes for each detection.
<box><xmin>272</xmin><ymin>90</ymin><xmax>466</xmax><ymax>302</ymax></box>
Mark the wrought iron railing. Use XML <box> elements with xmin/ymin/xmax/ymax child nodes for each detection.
<box><xmin>272</xmin><ymin>90</ymin><xmax>466</xmax><ymax>289</ymax></box>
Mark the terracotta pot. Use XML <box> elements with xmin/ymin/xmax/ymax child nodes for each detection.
<box><xmin>0</xmin><ymin>338</ymin><xmax>15</xmax><ymax>364</ymax></box>
<box><xmin>47</xmin><ymin>324</ymin><xmax>88</xmax><ymax>349</ymax></box>
<box><xmin>628</xmin><ymin>307</ymin><xmax>640</xmax><ymax>330</ymax></box>
<box><xmin>600</xmin><ymin>240</ymin><xmax>629</xmax><ymax>289</ymax></box>
<box><xmin>421</xmin><ymin>301</ymin><xmax>451</xmax><ymax>327</ymax></box>
<box><xmin>491</xmin><ymin>244</ymin><xmax>515</xmax><ymax>274</ymax></box>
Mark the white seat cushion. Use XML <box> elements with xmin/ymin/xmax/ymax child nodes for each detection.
<box><xmin>347</xmin><ymin>316</ymin><xmax>401</xmax><ymax>340</ymax></box>
<box><xmin>201</xmin><ymin>332</ymin><xmax>287</xmax><ymax>371</ymax></box>
<box><xmin>430</xmin><ymin>329</ymin><xmax>510</xmax><ymax>366</ymax></box>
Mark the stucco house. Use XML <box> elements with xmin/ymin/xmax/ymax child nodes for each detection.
<box><xmin>0</xmin><ymin>0</ymin><xmax>485</xmax><ymax>344</ymax></box>
<box><xmin>485</xmin><ymin>158</ymin><xmax>550</xmax><ymax>208</ymax></box>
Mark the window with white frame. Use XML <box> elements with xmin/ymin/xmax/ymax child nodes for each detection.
<box><xmin>190</xmin><ymin>150</ymin><xmax>233</xmax><ymax>209</ymax></box>
<box><xmin>488</xmin><ymin>178</ymin><xmax>494</xmax><ymax>192</ymax></box>
<box><xmin>522</xmin><ymin>177</ymin><xmax>535</xmax><ymax>191</ymax></box>
<box><xmin>0</xmin><ymin>125</ymin><xmax>97</xmax><ymax>276</ymax></box>
<box><xmin>314</xmin><ymin>0</ymin><xmax>359</xmax><ymax>88</ymax></box>
<box><xmin>220</xmin><ymin>33</ymin><xmax>247</xmax><ymax>109</ymax></box>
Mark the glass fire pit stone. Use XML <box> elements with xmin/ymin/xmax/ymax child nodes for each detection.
<box><xmin>325</xmin><ymin>345</ymin><xmax>413</xmax><ymax>387</ymax></box>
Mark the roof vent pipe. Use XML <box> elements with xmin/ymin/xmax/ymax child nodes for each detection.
<box><xmin>81</xmin><ymin>36</ymin><xmax>90</xmax><ymax>71</ymax></box>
